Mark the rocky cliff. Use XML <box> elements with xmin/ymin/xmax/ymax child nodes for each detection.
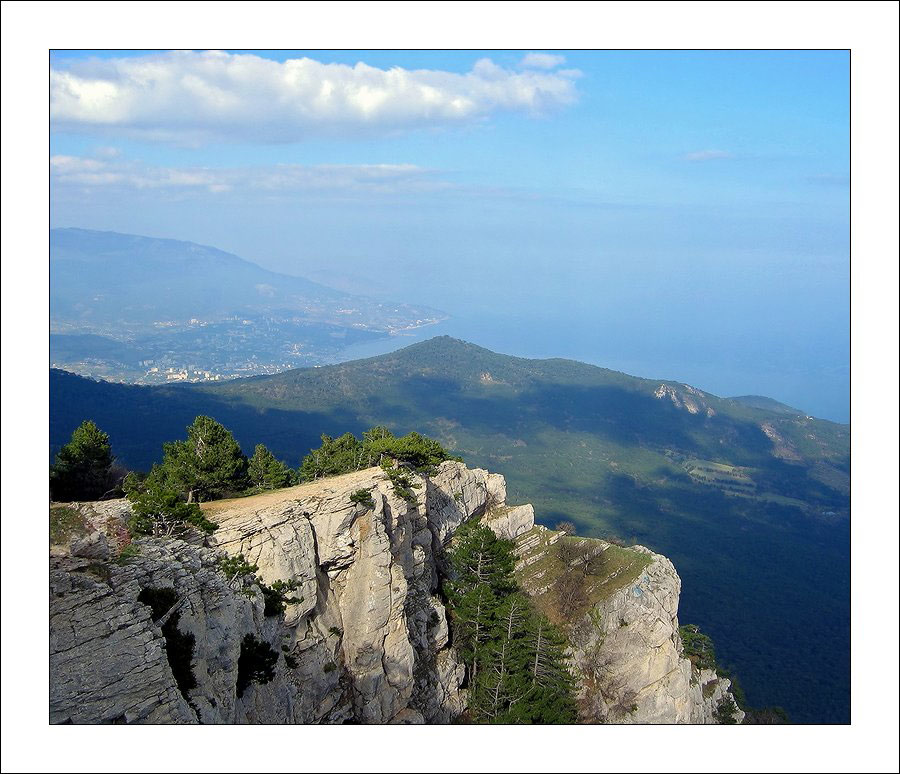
<box><xmin>566</xmin><ymin>547</ymin><xmax>743</xmax><ymax>724</ymax></box>
<box><xmin>49</xmin><ymin>461</ymin><xmax>741</xmax><ymax>724</ymax></box>
<box><xmin>513</xmin><ymin>526</ymin><xmax>743</xmax><ymax>724</ymax></box>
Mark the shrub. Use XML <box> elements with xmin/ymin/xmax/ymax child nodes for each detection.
<box><xmin>714</xmin><ymin>696</ymin><xmax>740</xmax><ymax>724</ymax></box>
<box><xmin>116</xmin><ymin>543</ymin><xmax>141</xmax><ymax>564</ymax></box>
<box><xmin>381</xmin><ymin>462</ymin><xmax>421</xmax><ymax>503</ymax></box>
<box><xmin>124</xmin><ymin>469</ymin><xmax>218</xmax><ymax>537</ymax></box>
<box><xmin>217</xmin><ymin>554</ymin><xmax>259</xmax><ymax>581</ymax></box>
<box><xmin>236</xmin><ymin>634</ymin><xmax>278</xmax><ymax>697</ymax></box>
<box><xmin>679</xmin><ymin>624</ymin><xmax>717</xmax><ymax>671</ymax></box>
<box><xmin>261</xmin><ymin>579</ymin><xmax>301</xmax><ymax>616</ymax></box>
<box><xmin>349</xmin><ymin>488</ymin><xmax>375</xmax><ymax>508</ymax></box>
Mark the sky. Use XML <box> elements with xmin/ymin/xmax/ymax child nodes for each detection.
<box><xmin>49</xmin><ymin>49</ymin><xmax>850</xmax><ymax>421</ymax></box>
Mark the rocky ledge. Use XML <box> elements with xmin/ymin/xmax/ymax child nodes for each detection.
<box><xmin>49</xmin><ymin>461</ymin><xmax>742</xmax><ymax>724</ymax></box>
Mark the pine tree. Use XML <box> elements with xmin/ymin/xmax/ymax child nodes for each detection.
<box><xmin>247</xmin><ymin>444</ymin><xmax>294</xmax><ymax>490</ymax></box>
<box><xmin>472</xmin><ymin>592</ymin><xmax>531</xmax><ymax>721</ymax></box>
<box><xmin>298</xmin><ymin>432</ymin><xmax>362</xmax><ymax>481</ymax></box>
<box><xmin>123</xmin><ymin>467</ymin><xmax>218</xmax><ymax>536</ymax></box>
<box><xmin>50</xmin><ymin>420</ymin><xmax>115</xmax><ymax>501</ymax></box>
<box><xmin>161</xmin><ymin>416</ymin><xmax>247</xmax><ymax>502</ymax></box>
<box><xmin>445</xmin><ymin>521</ymin><xmax>517</xmax><ymax>683</ymax></box>
<box><xmin>298</xmin><ymin>426</ymin><xmax>460</xmax><ymax>482</ymax></box>
<box><xmin>506</xmin><ymin>611</ymin><xmax>577</xmax><ymax>723</ymax></box>
<box><xmin>444</xmin><ymin>519</ymin><xmax>578</xmax><ymax>724</ymax></box>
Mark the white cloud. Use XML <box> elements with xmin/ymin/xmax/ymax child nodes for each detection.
<box><xmin>683</xmin><ymin>149</ymin><xmax>734</xmax><ymax>162</ymax></box>
<box><xmin>50</xmin><ymin>154</ymin><xmax>451</xmax><ymax>196</ymax></box>
<box><xmin>50</xmin><ymin>51</ymin><xmax>580</xmax><ymax>144</ymax></box>
<box><xmin>519</xmin><ymin>52</ymin><xmax>566</xmax><ymax>70</ymax></box>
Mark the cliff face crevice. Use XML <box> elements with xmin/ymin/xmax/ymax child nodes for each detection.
<box><xmin>49</xmin><ymin>461</ymin><xmax>741</xmax><ymax>724</ymax></box>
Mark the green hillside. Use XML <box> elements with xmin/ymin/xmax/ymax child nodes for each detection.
<box><xmin>49</xmin><ymin>335</ymin><xmax>850</xmax><ymax>722</ymax></box>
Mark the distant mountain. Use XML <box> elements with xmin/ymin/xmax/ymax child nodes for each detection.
<box><xmin>728</xmin><ymin>395</ymin><xmax>805</xmax><ymax>415</ymax></box>
<box><xmin>49</xmin><ymin>336</ymin><xmax>850</xmax><ymax>722</ymax></box>
<box><xmin>49</xmin><ymin>228</ymin><xmax>446</xmax><ymax>382</ymax></box>
<box><xmin>51</xmin><ymin>228</ymin><xmax>431</xmax><ymax>327</ymax></box>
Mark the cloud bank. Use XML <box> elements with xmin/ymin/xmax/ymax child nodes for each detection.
<box><xmin>50</xmin><ymin>51</ymin><xmax>580</xmax><ymax>144</ymax></box>
<box><xmin>50</xmin><ymin>154</ymin><xmax>450</xmax><ymax>196</ymax></box>
<box><xmin>519</xmin><ymin>52</ymin><xmax>567</xmax><ymax>70</ymax></box>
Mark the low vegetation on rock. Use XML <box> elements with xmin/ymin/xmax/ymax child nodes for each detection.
<box><xmin>236</xmin><ymin>634</ymin><xmax>278</xmax><ymax>698</ymax></box>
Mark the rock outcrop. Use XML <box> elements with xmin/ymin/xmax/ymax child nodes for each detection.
<box><xmin>50</xmin><ymin>461</ymin><xmax>504</xmax><ymax>724</ymax></box>
<box><xmin>49</xmin><ymin>461</ymin><xmax>742</xmax><ymax>724</ymax></box>
<box><xmin>560</xmin><ymin>546</ymin><xmax>743</xmax><ymax>724</ymax></box>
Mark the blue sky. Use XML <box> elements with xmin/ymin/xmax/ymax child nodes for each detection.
<box><xmin>49</xmin><ymin>49</ymin><xmax>850</xmax><ymax>420</ymax></box>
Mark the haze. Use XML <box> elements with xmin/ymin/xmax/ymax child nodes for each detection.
<box><xmin>50</xmin><ymin>49</ymin><xmax>849</xmax><ymax>421</ymax></box>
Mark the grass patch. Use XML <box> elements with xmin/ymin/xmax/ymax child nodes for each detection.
<box><xmin>514</xmin><ymin>529</ymin><xmax>651</xmax><ymax>626</ymax></box>
<box><xmin>116</xmin><ymin>543</ymin><xmax>141</xmax><ymax>564</ymax></box>
<box><xmin>50</xmin><ymin>505</ymin><xmax>88</xmax><ymax>545</ymax></box>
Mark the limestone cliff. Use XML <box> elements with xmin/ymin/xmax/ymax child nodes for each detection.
<box><xmin>565</xmin><ymin>548</ymin><xmax>743</xmax><ymax>724</ymax></box>
<box><xmin>513</xmin><ymin>527</ymin><xmax>744</xmax><ymax>724</ymax></box>
<box><xmin>49</xmin><ymin>461</ymin><xmax>742</xmax><ymax>724</ymax></box>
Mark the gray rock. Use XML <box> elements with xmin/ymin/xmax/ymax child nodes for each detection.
<box><xmin>70</xmin><ymin>530</ymin><xmax>110</xmax><ymax>560</ymax></box>
<box><xmin>566</xmin><ymin>546</ymin><xmax>745</xmax><ymax>724</ymax></box>
<box><xmin>49</xmin><ymin>464</ymin><xmax>739</xmax><ymax>725</ymax></box>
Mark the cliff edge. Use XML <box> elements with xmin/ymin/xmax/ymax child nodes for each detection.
<box><xmin>49</xmin><ymin>461</ymin><xmax>741</xmax><ymax>724</ymax></box>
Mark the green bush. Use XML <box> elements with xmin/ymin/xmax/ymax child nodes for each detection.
<box><xmin>381</xmin><ymin>462</ymin><xmax>421</xmax><ymax>503</ymax></box>
<box><xmin>217</xmin><ymin>553</ymin><xmax>259</xmax><ymax>580</ymax></box>
<box><xmin>679</xmin><ymin>624</ymin><xmax>718</xmax><ymax>671</ymax></box>
<box><xmin>349</xmin><ymin>488</ymin><xmax>375</xmax><ymax>508</ymax></box>
<box><xmin>261</xmin><ymin>579</ymin><xmax>301</xmax><ymax>616</ymax></box>
<box><xmin>714</xmin><ymin>696</ymin><xmax>740</xmax><ymax>724</ymax></box>
<box><xmin>236</xmin><ymin>634</ymin><xmax>278</xmax><ymax>697</ymax></box>
<box><xmin>124</xmin><ymin>469</ymin><xmax>218</xmax><ymax>537</ymax></box>
<box><xmin>299</xmin><ymin>426</ymin><xmax>459</xmax><ymax>482</ymax></box>
<box><xmin>116</xmin><ymin>543</ymin><xmax>141</xmax><ymax>564</ymax></box>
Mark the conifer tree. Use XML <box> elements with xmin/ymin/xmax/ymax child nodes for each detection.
<box><xmin>50</xmin><ymin>419</ymin><xmax>115</xmax><ymax>501</ymax></box>
<box><xmin>247</xmin><ymin>444</ymin><xmax>294</xmax><ymax>490</ymax></box>
<box><xmin>444</xmin><ymin>521</ymin><xmax>517</xmax><ymax>683</ymax></box>
<box><xmin>473</xmin><ymin>592</ymin><xmax>531</xmax><ymax>721</ymax></box>
<box><xmin>123</xmin><ymin>467</ymin><xmax>218</xmax><ymax>536</ymax></box>
<box><xmin>444</xmin><ymin>519</ymin><xmax>578</xmax><ymax>723</ymax></box>
<box><xmin>298</xmin><ymin>426</ymin><xmax>459</xmax><ymax>482</ymax></box>
<box><xmin>161</xmin><ymin>416</ymin><xmax>247</xmax><ymax>502</ymax></box>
